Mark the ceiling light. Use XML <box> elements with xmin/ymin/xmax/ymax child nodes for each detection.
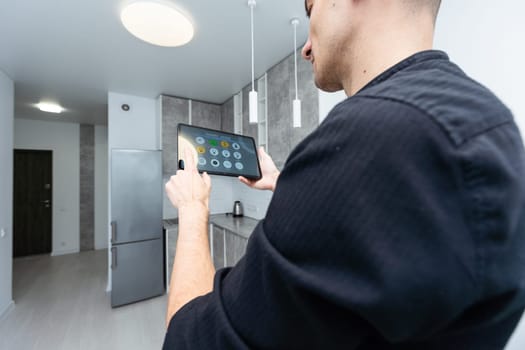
<box><xmin>120</xmin><ymin>1</ymin><xmax>194</xmax><ymax>47</ymax></box>
<box><xmin>37</xmin><ymin>102</ymin><xmax>63</xmax><ymax>114</ymax></box>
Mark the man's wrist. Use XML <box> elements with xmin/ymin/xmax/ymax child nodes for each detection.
<box><xmin>178</xmin><ymin>201</ymin><xmax>209</xmax><ymax>227</ymax></box>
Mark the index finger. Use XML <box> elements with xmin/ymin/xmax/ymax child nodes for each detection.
<box><xmin>183</xmin><ymin>146</ymin><xmax>198</xmax><ymax>172</ymax></box>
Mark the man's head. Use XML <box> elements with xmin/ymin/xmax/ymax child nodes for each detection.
<box><xmin>302</xmin><ymin>0</ymin><xmax>442</xmax><ymax>94</ymax></box>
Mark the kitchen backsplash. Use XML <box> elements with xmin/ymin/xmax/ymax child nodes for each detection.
<box><xmin>163</xmin><ymin>174</ymin><xmax>272</xmax><ymax>220</ymax></box>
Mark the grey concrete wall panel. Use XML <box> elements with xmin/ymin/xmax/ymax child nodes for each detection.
<box><xmin>290</xmin><ymin>49</ymin><xmax>319</xmax><ymax>150</ymax></box>
<box><xmin>221</xmin><ymin>97</ymin><xmax>234</xmax><ymax>133</ymax></box>
<box><xmin>267</xmin><ymin>55</ymin><xmax>293</xmax><ymax>170</ymax></box>
<box><xmin>80</xmin><ymin>124</ymin><xmax>95</xmax><ymax>251</ymax></box>
<box><xmin>191</xmin><ymin>100</ymin><xmax>221</xmax><ymax>130</ymax></box>
<box><xmin>162</xmin><ymin>95</ymin><xmax>188</xmax><ymax>175</ymax></box>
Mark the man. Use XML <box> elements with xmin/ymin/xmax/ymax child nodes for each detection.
<box><xmin>163</xmin><ymin>0</ymin><xmax>525</xmax><ymax>348</ymax></box>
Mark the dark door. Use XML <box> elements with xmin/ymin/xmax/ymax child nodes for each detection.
<box><xmin>13</xmin><ymin>150</ymin><xmax>52</xmax><ymax>257</ymax></box>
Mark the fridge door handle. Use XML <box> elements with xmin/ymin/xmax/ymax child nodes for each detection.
<box><xmin>111</xmin><ymin>247</ymin><xmax>117</xmax><ymax>270</ymax></box>
<box><xmin>111</xmin><ymin>221</ymin><xmax>117</xmax><ymax>244</ymax></box>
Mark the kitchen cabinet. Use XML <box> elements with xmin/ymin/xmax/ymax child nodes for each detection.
<box><xmin>212</xmin><ymin>224</ymin><xmax>225</xmax><ymax>269</ymax></box>
<box><xmin>211</xmin><ymin>224</ymin><xmax>248</xmax><ymax>268</ymax></box>
<box><xmin>225</xmin><ymin>229</ymin><xmax>248</xmax><ymax>266</ymax></box>
<box><xmin>209</xmin><ymin>214</ymin><xmax>258</xmax><ymax>268</ymax></box>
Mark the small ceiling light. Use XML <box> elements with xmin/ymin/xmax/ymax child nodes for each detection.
<box><xmin>248</xmin><ymin>0</ymin><xmax>258</xmax><ymax>124</ymax></box>
<box><xmin>291</xmin><ymin>18</ymin><xmax>301</xmax><ymax>128</ymax></box>
<box><xmin>120</xmin><ymin>1</ymin><xmax>194</xmax><ymax>47</ymax></box>
<box><xmin>37</xmin><ymin>102</ymin><xmax>63</xmax><ymax>114</ymax></box>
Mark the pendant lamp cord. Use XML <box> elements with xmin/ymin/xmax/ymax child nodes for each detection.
<box><xmin>250</xmin><ymin>1</ymin><xmax>255</xmax><ymax>92</ymax></box>
<box><xmin>293</xmin><ymin>21</ymin><xmax>298</xmax><ymax>100</ymax></box>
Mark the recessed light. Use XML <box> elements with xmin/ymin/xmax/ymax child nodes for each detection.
<box><xmin>120</xmin><ymin>1</ymin><xmax>194</xmax><ymax>47</ymax></box>
<box><xmin>37</xmin><ymin>102</ymin><xmax>64</xmax><ymax>114</ymax></box>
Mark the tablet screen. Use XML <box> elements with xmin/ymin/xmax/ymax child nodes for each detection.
<box><xmin>177</xmin><ymin>124</ymin><xmax>262</xmax><ymax>180</ymax></box>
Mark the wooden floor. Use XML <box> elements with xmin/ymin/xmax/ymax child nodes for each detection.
<box><xmin>0</xmin><ymin>249</ymin><xmax>167</xmax><ymax>350</ymax></box>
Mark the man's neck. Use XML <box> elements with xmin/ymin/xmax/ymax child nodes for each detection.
<box><xmin>342</xmin><ymin>14</ymin><xmax>435</xmax><ymax>96</ymax></box>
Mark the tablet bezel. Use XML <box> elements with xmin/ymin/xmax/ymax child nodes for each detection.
<box><xmin>177</xmin><ymin>123</ymin><xmax>262</xmax><ymax>180</ymax></box>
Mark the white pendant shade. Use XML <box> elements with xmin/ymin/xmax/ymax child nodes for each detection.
<box><xmin>249</xmin><ymin>90</ymin><xmax>258</xmax><ymax>124</ymax></box>
<box><xmin>293</xmin><ymin>99</ymin><xmax>302</xmax><ymax>128</ymax></box>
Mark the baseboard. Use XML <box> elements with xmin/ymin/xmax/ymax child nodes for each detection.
<box><xmin>0</xmin><ymin>300</ymin><xmax>15</xmax><ymax>321</ymax></box>
<box><xmin>51</xmin><ymin>248</ymin><xmax>79</xmax><ymax>256</ymax></box>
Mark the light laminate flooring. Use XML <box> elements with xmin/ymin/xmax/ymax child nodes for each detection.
<box><xmin>0</xmin><ymin>249</ymin><xmax>167</xmax><ymax>350</ymax></box>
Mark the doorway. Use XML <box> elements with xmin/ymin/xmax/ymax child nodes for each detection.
<box><xmin>13</xmin><ymin>149</ymin><xmax>52</xmax><ymax>257</ymax></box>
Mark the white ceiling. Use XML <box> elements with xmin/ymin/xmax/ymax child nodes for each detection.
<box><xmin>0</xmin><ymin>0</ymin><xmax>309</xmax><ymax>125</ymax></box>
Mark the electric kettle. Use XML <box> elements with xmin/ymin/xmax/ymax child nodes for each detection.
<box><xmin>233</xmin><ymin>201</ymin><xmax>244</xmax><ymax>217</ymax></box>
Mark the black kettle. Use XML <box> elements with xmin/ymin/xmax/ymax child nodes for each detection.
<box><xmin>233</xmin><ymin>201</ymin><xmax>244</xmax><ymax>217</ymax></box>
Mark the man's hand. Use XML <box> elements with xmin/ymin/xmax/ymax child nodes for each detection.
<box><xmin>164</xmin><ymin>146</ymin><xmax>214</xmax><ymax>328</ymax></box>
<box><xmin>166</xmin><ymin>147</ymin><xmax>211</xmax><ymax>210</ymax></box>
<box><xmin>239</xmin><ymin>147</ymin><xmax>280</xmax><ymax>192</ymax></box>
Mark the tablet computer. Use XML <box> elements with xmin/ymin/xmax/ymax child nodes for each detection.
<box><xmin>177</xmin><ymin>123</ymin><xmax>262</xmax><ymax>180</ymax></box>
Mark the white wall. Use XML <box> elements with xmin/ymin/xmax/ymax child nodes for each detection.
<box><xmin>0</xmin><ymin>70</ymin><xmax>14</xmax><ymax>319</ymax></box>
<box><xmin>95</xmin><ymin>125</ymin><xmax>108</xmax><ymax>250</ymax></box>
<box><xmin>318</xmin><ymin>89</ymin><xmax>347</xmax><ymax>124</ymax></box>
<box><xmin>14</xmin><ymin>119</ymin><xmax>80</xmax><ymax>256</ymax></box>
<box><xmin>433</xmin><ymin>2</ymin><xmax>525</xmax><ymax>349</ymax></box>
<box><xmin>434</xmin><ymin>0</ymin><xmax>525</xmax><ymax>133</ymax></box>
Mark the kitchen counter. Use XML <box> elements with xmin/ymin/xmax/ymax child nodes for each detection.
<box><xmin>209</xmin><ymin>214</ymin><xmax>259</xmax><ymax>239</ymax></box>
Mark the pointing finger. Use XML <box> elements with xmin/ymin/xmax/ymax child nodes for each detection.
<box><xmin>183</xmin><ymin>146</ymin><xmax>197</xmax><ymax>172</ymax></box>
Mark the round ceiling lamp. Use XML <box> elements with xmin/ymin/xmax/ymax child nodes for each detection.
<box><xmin>120</xmin><ymin>1</ymin><xmax>194</xmax><ymax>47</ymax></box>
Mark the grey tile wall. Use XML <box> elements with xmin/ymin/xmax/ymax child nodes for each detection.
<box><xmin>290</xmin><ymin>49</ymin><xmax>319</xmax><ymax>150</ymax></box>
<box><xmin>267</xmin><ymin>54</ymin><xmax>293</xmax><ymax>170</ymax></box>
<box><xmin>162</xmin><ymin>95</ymin><xmax>189</xmax><ymax>175</ymax></box>
<box><xmin>80</xmin><ymin>124</ymin><xmax>94</xmax><ymax>252</ymax></box>
<box><xmin>162</xmin><ymin>95</ymin><xmax>224</xmax><ymax>176</ymax></box>
<box><xmin>221</xmin><ymin>97</ymin><xmax>234</xmax><ymax>133</ymax></box>
<box><xmin>229</xmin><ymin>49</ymin><xmax>319</xmax><ymax>171</ymax></box>
<box><xmin>191</xmin><ymin>100</ymin><xmax>221</xmax><ymax>130</ymax></box>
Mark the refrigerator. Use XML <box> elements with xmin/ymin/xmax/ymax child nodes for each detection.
<box><xmin>110</xmin><ymin>149</ymin><xmax>164</xmax><ymax>307</ymax></box>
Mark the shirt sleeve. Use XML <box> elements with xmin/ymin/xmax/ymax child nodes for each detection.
<box><xmin>163</xmin><ymin>96</ymin><xmax>480</xmax><ymax>349</ymax></box>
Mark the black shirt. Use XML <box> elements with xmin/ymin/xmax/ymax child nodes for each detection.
<box><xmin>163</xmin><ymin>50</ymin><xmax>525</xmax><ymax>349</ymax></box>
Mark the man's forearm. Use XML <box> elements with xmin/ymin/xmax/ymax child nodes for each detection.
<box><xmin>166</xmin><ymin>202</ymin><xmax>215</xmax><ymax>327</ymax></box>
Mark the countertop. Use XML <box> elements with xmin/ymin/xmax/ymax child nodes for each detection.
<box><xmin>209</xmin><ymin>214</ymin><xmax>259</xmax><ymax>239</ymax></box>
<box><xmin>163</xmin><ymin>214</ymin><xmax>259</xmax><ymax>239</ymax></box>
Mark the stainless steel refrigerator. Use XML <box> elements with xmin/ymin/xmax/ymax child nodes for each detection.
<box><xmin>110</xmin><ymin>149</ymin><xmax>164</xmax><ymax>307</ymax></box>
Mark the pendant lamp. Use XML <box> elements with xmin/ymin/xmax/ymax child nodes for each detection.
<box><xmin>291</xmin><ymin>18</ymin><xmax>302</xmax><ymax>128</ymax></box>
<box><xmin>248</xmin><ymin>0</ymin><xmax>258</xmax><ymax>124</ymax></box>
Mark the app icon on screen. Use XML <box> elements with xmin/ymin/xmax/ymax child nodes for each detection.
<box><xmin>196</xmin><ymin>137</ymin><xmax>205</xmax><ymax>145</ymax></box>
